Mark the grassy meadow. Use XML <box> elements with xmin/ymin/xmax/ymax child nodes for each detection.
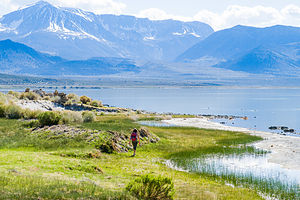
<box><xmin>0</xmin><ymin>112</ymin><xmax>279</xmax><ymax>200</ymax></box>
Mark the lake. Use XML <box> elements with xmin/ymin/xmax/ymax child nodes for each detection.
<box><xmin>2</xmin><ymin>87</ymin><xmax>300</xmax><ymax>133</ymax></box>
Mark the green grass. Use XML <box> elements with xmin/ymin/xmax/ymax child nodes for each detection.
<box><xmin>81</xmin><ymin>114</ymin><xmax>140</xmax><ymax>133</ymax></box>
<box><xmin>0</xmin><ymin>173</ymin><xmax>134</xmax><ymax>200</ymax></box>
<box><xmin>0</xmin><ymin>115</ymin><xmax>288</xmax><ymax>200</ymax></box>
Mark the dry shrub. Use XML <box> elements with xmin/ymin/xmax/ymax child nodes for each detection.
<box><xmin>61</xmin><ymin>111</ymin><xmax>83</xmax><ymax>124</ymax></box>
<box><xmin>82</xmin><ymin>111</ymin><xmax>95</xmax><ymax>123</ymax></box>
<box><xmin>90</xmin><ymin>100</ymin><xmax>103</xmax><ymax>107</ymax></box>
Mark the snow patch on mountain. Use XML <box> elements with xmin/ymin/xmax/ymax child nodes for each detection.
<box><xmin>143</xmin><ymin>36</ymin><xmax>155</xmax><ymax>40</ymax></box>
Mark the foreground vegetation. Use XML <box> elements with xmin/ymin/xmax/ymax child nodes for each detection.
<box><xmin>0</xmin><ymin>91</ymin><xmax>298</xmax><ymax>199</ymax></box>
<box><xmin>0</xmin><ymin>114</ymin><xmax>268</xmax><ymax>200</ymax></box>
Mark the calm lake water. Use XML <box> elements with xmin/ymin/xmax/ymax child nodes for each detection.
<box><xmin>3</xmin><ymin>87</ymin><xmax>300</xmax><ymax>133</ymax></box>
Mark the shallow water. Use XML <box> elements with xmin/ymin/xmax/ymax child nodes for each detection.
<box><xmin>3</xmin><ymin>87</ymin><xmax>300</xmax><ymax>133</ymax></box>
<box><xmin>186</xmin><ymin>154</ymin><xmax>300</xmax><ymax>185</ymax></box>
<box><xmin>166</xmin><ymin>153</ymin><xmax>300</xmax><ymax>197</ymax></box>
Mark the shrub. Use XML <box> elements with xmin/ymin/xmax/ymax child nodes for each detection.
<box><xmin>80</xmin><ymin>96</ymin><xmax>91</xmax><ymax>104</ymax></box>
<box><xmin>7</xmin><ymin>91</ymin><xmax>21</xmax><ymax>99</ymax></box>
<box><xmin>5</xmin><ymin>104</ymin><xmax>23</xmax><ymax>119</ymax></box>
<box><xmin>0</xmin><ymin>104</ymin><xmax>6</xmax><ymax>118</ymax></box>
<box><xmin>22</xmin><ymin>109</ymin><xmax>42</xmax><ymax>120</ymax></box>
<box><xmin>126</xmin><ymin>174</ymin><xmax>175</xmax><ymax>200</ymax></box>
<box><xmin>95</xmin><ymin>138</ymin><xmax>114</xmax><ymax>154</ymax></box>
<box><xmin>51</xmin><ymin>96</ymin><xmax>61</xmax><ymax>103</ymax></box>
<box><xmin>23</xmin><ymin>120</ymin><xmax>40</xmax><ymax>128</ymax></box>
<box><xmin>67</xmin><ymin>93</ymin><xmax>80</xmax><ymax>103</ymax></box>
<box><xmin>38</xmin><ymin>111</ymin><xmax>61</xmax><ymax>126</ymax></box>
<box><xmin>82</xmin><ymin>111</ymin><xmax>95</xmax><ymax>123</ymax></box>
<box><xmin>20</xmin><ymin>92</ymin><xmax>40</xmax><ymax>100</ymax></box>
<box><xmin>53</xmin><ymin>90</ymin><xmax>59</xmax><ymax>96</ymax></box>
<box><xmin>90</xmin><ymin>100</ymin><xmax>103</xmax><ymax>107</ymax></box>
<box><xmin>42</xmin><ymin>96</ymin><xmax>51</xmax><ymax>101</ymax></box>
<box><xmin>61</xmin><ymin>111</ymin><xmax>83</xmax><ymax>124</ymax></box>
<box><xmin>0</xmin><ymin>93</ymin><xmax>7</xmax><ymax>104</ymax></box>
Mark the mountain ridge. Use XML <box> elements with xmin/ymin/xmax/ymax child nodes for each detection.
<box><xmin>0</xmin><ymin>1</ymin><xmax>214</xmax><ymax>61</ymax></box>
<box><xmin>176</xmin><ymin>25</ymin><xmax>300</xmax><ymax>75</ymax></box>
<box><xmin>0</xmin><ymin>39</ymin><xmax>140</xmax><ymax>76</ymax></box>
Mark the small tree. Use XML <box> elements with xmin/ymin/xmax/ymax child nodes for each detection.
<box><xmin>91</xmin><ymin>100</ymin><xmax>103</xmax><ymax>107</ymax></box>
<box><xmin>80</xmin><ymin>96</ymin><xmax>91</xmax><ymax>104</ymax></box>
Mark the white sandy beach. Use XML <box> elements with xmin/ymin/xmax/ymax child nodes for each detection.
<box><xmin>163</xmin><ymin>118</ymin><xmax>300</xmax><ymax>171</ymax></box>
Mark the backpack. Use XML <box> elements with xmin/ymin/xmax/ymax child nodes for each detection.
<box><xmin>131</xmin><ymin>132</ymin><xmax>137</xmax><ymax>141</ymax></box>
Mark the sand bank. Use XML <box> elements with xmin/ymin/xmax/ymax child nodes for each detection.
<box><xmin>163</xmin><ymin>118</ymin><xmax>300</xmax><ymax>171</ymax></box>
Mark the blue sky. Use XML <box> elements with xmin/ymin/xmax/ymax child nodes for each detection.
<box><xmin>2</xmin><ymin>0</ymin><xmax>300</xmax><ymax>30</ymax></box>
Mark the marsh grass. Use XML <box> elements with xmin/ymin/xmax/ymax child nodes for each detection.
<box><xmin>150</xmin><ymin>126</ymin><xmax>298</xmax><ymax>200</ymax></box>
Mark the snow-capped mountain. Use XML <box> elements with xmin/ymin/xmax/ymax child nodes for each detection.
<box><xmin>0</xmin><ymin>1</ymin><xmax>214</xmax><ymax>60</ymax></box>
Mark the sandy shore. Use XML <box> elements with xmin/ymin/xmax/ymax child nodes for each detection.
<box><xmin>163</xmin><ymin>118</ymin><xmax>300</xmax><ymax>171</ymax></box>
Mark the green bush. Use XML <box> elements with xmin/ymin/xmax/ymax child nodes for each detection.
<box><xmin>38</xmin><ymin>111</ymin><xmax>61</xmax><ymax>126</ymax></box>
<box><xmin>0</xmin><ymin>104</ymin><xmax>6</xmax><ymax>118</ymax></box>
<box><xmin>80</xmin><ymin>96</ymin><xmax>91</xmax><ymax>104</ymax></box>
<box><xmin>67</xmin><ymin>93</ymin><xmax>80</xmax><ymax>103</ymax></box>
<box><xmin>90</xmin><ymin>100</ymin><xmax>103</xmax><ymax>107</ymax></box>
<box><xmin>82</xmin><ymin>111</ymin><xmax>95</xmax><ymax>123</ymax></box>
<box><xmin>94</xmin><ymin>136</ymin><xmax>114</xmax><ymax>153</ymax></box>
<box><xmin>126</xmin><ymin>174</ymin><xmax>175</xmax><ymax>200</ymax></box>
<box><xmin>23</xmin><ymin>120</ymin><xmax>40</xmax><ymax>128</ymax></box>
<box><xmin>22</xmin><ymin>109</ymin><xmax>42</xmax><ymax>120</ymax></box>
<box><xmin>61</xmin><ymin>111</ymin><xmax>83</xmax><ymax>124</ymax></box>
<box><xmin>5</xmin><ymin>104</ymin><xmax>23</xmax><ymax>119</ymax></box>
<box><xmin>7</xmin><ymin>91</ymin><xmax>21</xmax><ymax>99</ymax></box>
<box><xmin>20</xmin><ymin>92</ymin><xmax>40</xmax><ymax>100</ymax></box>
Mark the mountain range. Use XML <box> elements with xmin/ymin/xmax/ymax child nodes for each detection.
<box><xmin>0</xmin><ymin>1</ymin><xmax>213</xmax><ymax>61</ymax></box>
<box><xmin>1</xmin><ymin>1</ymin><xmax>300</xmax><ymax>84</ymax></box>
<box><xmin>177</xmin><ymin>25</ymin><xmax>300</xmax><ymax>75</ymax></box>
<box><xmin>0</xmin><ymin>39</ymin><xmax>139</xmax><ymax>76</ymax></box>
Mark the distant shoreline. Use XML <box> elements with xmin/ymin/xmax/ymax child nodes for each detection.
<box><xmin>4</xmin><ymin>85</ymin><xmax>300</xmax><ymax>89</ymax></box>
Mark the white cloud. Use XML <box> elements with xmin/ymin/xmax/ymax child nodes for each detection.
<box><xmin>138</xmin><ymin>4</ymin><xmax>300</xmax><ymax>31</ymax></box>
<box><xmin>2</xmin><ymin>1</ymin><xmax>300</xmax><ymax>31</ymax></box>
<box><xmin>49</xmin><ymin>0</ymin><xmax>126</xmax><ymax>15</ymax></box>
<box><xmin>137</xmin><ymin>8</ymin><xmax>191</xmax><ymax>21</ymax></box>
<box><xmin>194</xmin><ymin>5</ymin><xmax>283</xmax><ymax>30</ymax></box>
<box><xmin>0</xmin><ymin>0</ymin><xmax>20</xmax><ymax>17</ymax></box>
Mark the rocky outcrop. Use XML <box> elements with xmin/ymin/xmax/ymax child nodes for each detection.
<box><xmin>31</xmin><ymin>125</ymin><xmax>159</xmax><ymax>153</ymax></box>
<box><xmin>16</xmin><ymin>100</ymin><xmax>64</xmax><ymax>111</ymax></box>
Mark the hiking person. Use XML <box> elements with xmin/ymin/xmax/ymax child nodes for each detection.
<box><xmin>129</xmin><ymin>128</ymin><xmax>140</xmax><ymax>157</ymax></box>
